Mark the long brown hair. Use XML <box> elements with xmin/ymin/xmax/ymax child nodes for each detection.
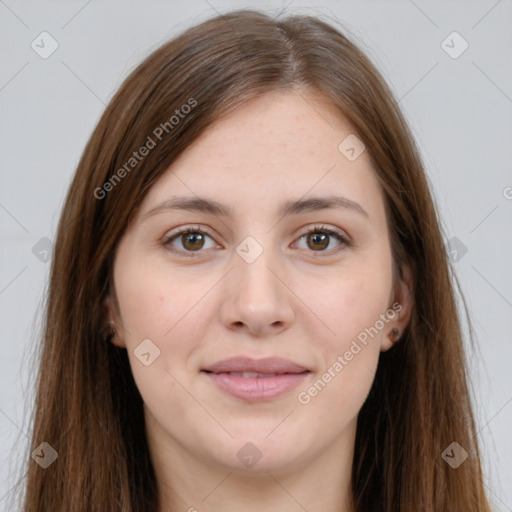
<box><xmin>17</xmin><ymin>9</ymin><xmax>491</xmax><ymax>511</ymax></box>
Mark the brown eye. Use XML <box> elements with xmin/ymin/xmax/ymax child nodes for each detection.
<box><xmin>306</xmin><ymin>232</ymin><xmax>330</xmax><ymax>251</ymax></box>
<box><xmin>181</xmin><ymin>232</ymin><xmax>205</xmax><ymax>251</ymax></box>
<box><xmin>163</xmin><ymin>227</ymin><xmax>217</xmax><ymax>254</ymax></box>
<box><xmin>294</xmin><ymin>226</ymin><xmax>350</xmax><ymax>255</ymax></box>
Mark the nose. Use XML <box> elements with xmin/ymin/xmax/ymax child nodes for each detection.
<box><xmin>220</xmin><ymin>248</ymin><xmax>295</xmax><ymax>337</ymax></box>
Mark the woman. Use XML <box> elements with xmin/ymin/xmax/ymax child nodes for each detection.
<box><xmin>20</xmin><ymin>9</ymin><xmax>491</xmax><ymax>511</ymax></box>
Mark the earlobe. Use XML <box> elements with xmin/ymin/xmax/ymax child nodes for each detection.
<box><xmin>380</xmin><ymin>264</ymin><xmax>414</xmax><ymax>352</ymax></box>
<box><xmin>102</xmin><ymin>295</ymin><xmax>126</xmax><ymax>349</ymax></box>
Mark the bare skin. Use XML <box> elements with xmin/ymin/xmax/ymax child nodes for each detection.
<box><xmin>107</xmin><ymin>89</ymin><xmax>412</xmax><ymax>512</ymax></box>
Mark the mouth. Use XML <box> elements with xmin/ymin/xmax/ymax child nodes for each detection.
<box><xmin>201</xmin><ymin>356</ymin><xmax>311</xmax><ymax>402</ymax></box>
<box><xmin>204</xmin><ymin>371</ymin><xmax>283</xmax><ymax>378</ymax></box>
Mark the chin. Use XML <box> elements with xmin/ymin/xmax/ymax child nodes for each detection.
<box><xmin>205</xmin><ymin>434</ymin><xmax>311</xmax><ymax>476</ymax></box>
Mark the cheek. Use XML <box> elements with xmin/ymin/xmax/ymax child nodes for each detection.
<box><xmin>302</xmin><ymin>258</ymin><xmax>393</xmax><ymax>346</ymax></box>
<box><xmin>294</xmin><ymin>282</ymin><xmax>387</xmax><ymax>428</ymax></box>
<box><xmin>115</xmin><ymin>251</ymin><xmax>201</xmax><ymax>341</ymax></box>
<box><xmin>114</xmin><ymin>255</ymin><xmax>218</xmax><ymax>376</ymax></box>
<box><xmin>116</xmin><ymin>269</ymin><xmax>176</xmax><ymax>340</ymax></box>
<box><xmin>294</xmin><ymin>257</ymin><xmax>392</xmax><ymax>407</ymax></box>
<box><xmin>113</xmin><ymin>260</ymin><xmax>207</xmax><ymax>413</ymax></box>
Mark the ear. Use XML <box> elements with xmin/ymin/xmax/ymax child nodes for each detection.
<box><xmin>103</xmin><ymin>293</ymin><xmax>126</xmax><ymax>349</ymax></box>
<box><xmin>380</xmin><ymin>263</ymin><xmax>413</xmax><ymax>352</ymax></box>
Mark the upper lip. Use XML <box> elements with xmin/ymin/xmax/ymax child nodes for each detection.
<box><xmin>202</xmin><ymin>356</ymin><xmax>310</xmax><ymax>374</ymax></box>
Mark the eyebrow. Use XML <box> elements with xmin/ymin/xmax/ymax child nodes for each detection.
<box><xmin>141</xmin><ymin>194</ymin><xmax>369</xmax><ymax>221</ymax></box>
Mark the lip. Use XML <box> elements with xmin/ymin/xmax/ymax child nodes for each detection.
<box><xmin>201</xmin><ymin>356</ymin><xmax>311</xmax><ymax>402</ymax></box>
<box><xmin>202</xmin><ymin>356</ymin><xmax>310</xmax><ymax>374</ymax></box>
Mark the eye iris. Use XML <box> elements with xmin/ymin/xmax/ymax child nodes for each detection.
<box><xmin>182</xmin><ymin>232</ymin><xmax>205</xmax><ymax>251</ymax></box>
<box><xmin>307</xmin><ymin>232</ymin><xmax>329</xmax><ymax>251</ymax></box>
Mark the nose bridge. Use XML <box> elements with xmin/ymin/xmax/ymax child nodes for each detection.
<box><xmin>235</xmin><ymin>235</ymin><xmax>281</xmax><ymax>304</ymax></box>
<box><xmin>220</xmin><ymin>234</ymin><xmax>294</xmax><ymax>334</ymax></box>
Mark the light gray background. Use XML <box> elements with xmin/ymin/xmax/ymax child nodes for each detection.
<box><xmin>1</xmin><ymin>0</ymin><xmax>511</xmax><ymax>510</ymax></box>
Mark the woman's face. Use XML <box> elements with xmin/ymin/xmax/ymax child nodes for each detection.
<box><xmin>110</xmin><ymin>90</ymin><xmax>411</xmax><ymax>475</ymax></box>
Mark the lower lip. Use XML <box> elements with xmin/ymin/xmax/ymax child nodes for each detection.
<box><xmin>203</xmin><ymin>371</ymin><xmax>310</xmax><ymax>402</ymax></box>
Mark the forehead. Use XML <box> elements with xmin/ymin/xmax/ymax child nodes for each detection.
<box><xmin>138</xmin><ymin>91</ymin><xmax>384</xmax><ymax>222</ymax></box>
<box><xmin>179</xmin><ymin>90</ymin><xmax>356</xmax><ymax>171</ymax></box>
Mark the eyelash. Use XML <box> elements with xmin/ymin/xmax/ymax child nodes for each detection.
<box><xmin>161</xmin><ymin>224</ymin><xmax>351</xmax><ymax>258</ymax></box>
